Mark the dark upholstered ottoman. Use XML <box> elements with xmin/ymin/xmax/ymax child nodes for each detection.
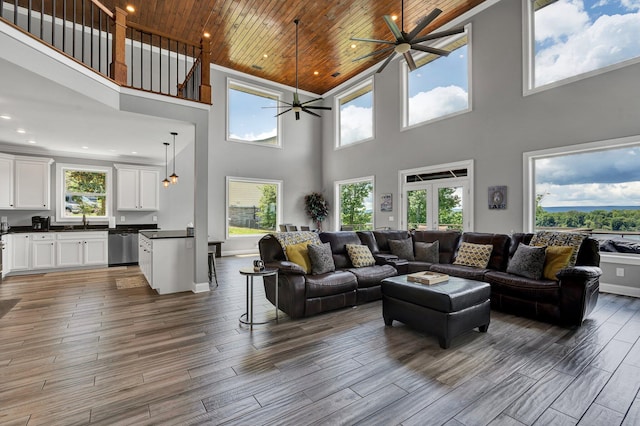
<box><xmin>381</xmin><ymin>275</ymin><xmax>491</xmax><ymax>349</ymax></box>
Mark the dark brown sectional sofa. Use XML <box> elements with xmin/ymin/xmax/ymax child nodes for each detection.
<box><xmin>258</xmin><ymin>229</ymin><xmax>602</xmax><ymax>325</ymax></box>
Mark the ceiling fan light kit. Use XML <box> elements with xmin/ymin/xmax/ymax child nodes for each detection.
<box><xmin>351</xmin><ymin>1</ymin><xmax>465</xmax><ymax>74</ymax></box>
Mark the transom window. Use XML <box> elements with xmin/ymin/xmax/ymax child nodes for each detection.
<box><xmin>402</xmin><ymin>28</ymin><xmax>470</xmax><ymax>128</ymax></box>
<box><xmin>226</xmin><ymin>177</ymin><xmax>282</xmax><ymax>238</ymax></box>
<box><xmin>57</xmin><ymin>164</ymin><xmax>111</xmax><ymax>220</ymax></box>
<box><xmin>526</xmin><ymin>0</ymin><xmax>640</xmax><ymax>91</ymax></box>
<box><xmin>335</xmin><ymin>177</ymin><xmax>374</xmax><ymax>231</ymax></box>
<box><xmin>335</xmin><ymin>78</ymin><xmax>374</xmax><ymax>147</ymax></box>
<box><xmin>227</xmin><ymin>79</ymin><xmax>281</xmax><ymax>147</ymax></box>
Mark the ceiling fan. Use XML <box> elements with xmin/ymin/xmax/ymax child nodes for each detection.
<box><xmin>351</xmin><ymin>1</ymin><xmax>465</xmax><ymax>73</ymax></box>
<box><xmin>269</xmin><ymin>19</ymin><xmax>331</xmax><ymax>120</ymax></box>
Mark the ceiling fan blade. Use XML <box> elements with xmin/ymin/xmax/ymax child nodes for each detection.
<box><xmin>350</xmin><ymin>37</ymin><xmax>397</xmax><ymax>45</ymax></box>
<box><xmin>376</xmin><ymin>51</ymin><xmax>397</xmax><ymax>73</ymax></box>
<box><xmin>411</xmin><ymin>27</ymin><xmax>465</xmax><ymax>44</ymax></box>
<box><xmin>302</xmin><ymin>108</ymin><xmax>321</xmax><ymax>118</ymax></box>
<box><xmin>411</xmin><ymin>44</ymin><xmax>451</xmax><ymax>56</ymax></box>
<box><xmin>383</xmin><ymin>15</ymin><xmax>404</xmax><ymax>41</ymax></box>
<box><xmin>295</xmin><ymin>111</ymin><xmax>300</xmax><ymax>120</ymax></box>
<box><xmin>407</xmin><ymin>9</ymin><xmax>442</xmax><ymax>41</ymax></box>
<box><xmin>275</xmin><ymin>108</ymin><xmax>292</xmax><ymax>117</ymax></box>
<box><xmin>352</xmin><ymin>45</ymin><xmax>396</xmax><ymax>62</ymax></box>
<box><xmin>404</xmin><ymin>52</ymin><xmax>417</xmax><ymax>71</ymax></box>
<box><xmin>304</xmin><ymin>106</ymin><xmax>332</xmax><ymax>110</ymax></box>
<box><xmin>301</xmin><ymin>97</ymin><xmax>324</xmax><ymax>105</ymax></box>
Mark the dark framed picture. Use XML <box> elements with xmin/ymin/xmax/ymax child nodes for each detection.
<box><xmin>488</xmin><ymin>186</ymin><xmax>507</xmax><ymax>210</ymax></box>
<box><xmin>381</xmin><ymin>193</ymin><xmax>392</xmax><ymax>212</ymax></box>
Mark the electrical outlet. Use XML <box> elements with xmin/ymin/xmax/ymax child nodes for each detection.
<box><xmin>389</xmin><ymin>216</ymin><xmax>394</xmax><ymax>221</ymax></box>
<box><xmin>616</xmin><ymin>268</ymin><xmax>625</xmax><ymax>277</ymax></box>
<box><xmin>152</xmin><ymin>216</ymin><xmax>157</xmax><ymax>222</ymax></box>
<box><xmin>120</xmin><ymin>216</ymin><xmax>125</xmax><ymax>222</ymax></box>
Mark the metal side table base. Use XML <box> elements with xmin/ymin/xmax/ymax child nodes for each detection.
<box><xmin>238</xmin><ymin>267</ymin><xmax>278</xmax><ymax>330</ymax></box>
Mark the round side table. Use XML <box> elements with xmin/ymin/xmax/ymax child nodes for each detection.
<box><xmin>238</xmin><ymin>267</ymin><xmax>279</xmax><ymax>329</ymax></box>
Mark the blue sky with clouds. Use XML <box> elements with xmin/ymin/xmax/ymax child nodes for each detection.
<box><xmin>228</xmin><ymin>88</ymin><xmax>278</xmax><ymax>142</ymax></box>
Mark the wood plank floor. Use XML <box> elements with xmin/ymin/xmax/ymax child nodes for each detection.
<box><xmin>1</xmin><ymin>255</ymin><xmax>639</xmax><ymax>425</ymax></box>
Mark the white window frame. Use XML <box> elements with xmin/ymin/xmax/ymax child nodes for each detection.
<box><xmin>56</xmin><ymin>163</ymin><xmax>112</xmax><ymax>222</ymax></box>
<box><xmin>401</xmin><ymin>24</ymin><xmax>472</xmax><ymax>131</ymax></box>
<box><xmin>225</xmin><ymin>176</ymin><xmax>283</xmax><ymax>239</ymax></box>
<box><xmin>334</xmin><ymin>176</ymin><xmax>375</xmax><ymax>231</ymax></box>
<box><xmin>398</xmin><ymin>160</ymin><xmax>474</xmax><ymax>232</ymax></box>
<box><xmin>334</xmin><ymin>77</ymin><xmax>375</xmax><ymax>149</ymax></box>
<box><xmin>522</xmin><ymin>0</ymin><xmax>640</xmax><ymax>96</ymax></box>
<box><xmin>226</xmin><ymin>78</ymin><xmax>283</xmax><ymax>148</ymax></box>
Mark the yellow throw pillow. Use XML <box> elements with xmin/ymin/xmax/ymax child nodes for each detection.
<box><xmin>543</xmin><ymin>245</ymin><xmax>574</xmax><ymax>281</ymax></box>
<box><xmin>285</xmin><ymin>242</ymin><xmax>312</xmax><ymax>274</ymax></box>
<box><xmin>345</xmin><ymin>244</ymin><xmax>376</xmax><ymax>268</ymax></box>
<box><xmin>453</xmin><ymin>242</ymin><xmax>493</xmax><ymax>268</ymax></box>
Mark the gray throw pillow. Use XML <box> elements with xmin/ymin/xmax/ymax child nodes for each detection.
<box><xmin>308</xmin><ymin>242</ymin><xmax>335</xmax><ymax>275</ymax></box>
<box><xmin>414</xmin><ymin>240</ymin><xmax>439</xmax><ymax>263</ymax></box>
<box><xmin>388</xmin><ymin>238</ymin><xmax>415</xmax><ymax>261</ymax></box>
<box><xmin>506</xmin><ymin>243</ymin><xmax>547</xmax><ymax>279</ymax></box>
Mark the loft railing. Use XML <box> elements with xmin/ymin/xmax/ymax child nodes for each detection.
<box><xmin>0</xmin><ymin>0</ymin><xmax>211</xmax><ymax>103</ymax></box>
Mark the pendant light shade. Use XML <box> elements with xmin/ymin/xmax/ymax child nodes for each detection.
<box><xmin>162</xmin><ymin>142</ymin><xmax>170</xmax><ymax>188</ymax></box>
<box><xmin>169</xmin><ymin>132</ymin><xmax>179</xmax><ymax>184</ymax></box>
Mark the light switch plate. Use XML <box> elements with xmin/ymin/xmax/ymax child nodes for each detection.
<box><xmin>120</xmin><ymin>216</ymin><xmax>125</xmax><ymax>222</ymax></box>
<box><xmin>152</xmin><ymin>216</ymin><xmax>158</xmax><ymax>222</ymax></box>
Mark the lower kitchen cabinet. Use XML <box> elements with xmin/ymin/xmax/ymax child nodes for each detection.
<box><xmin>11</xmin><ymin>234</ymin><xmax>31</xmax><ymax>271</ymax></box>
<box><xmin>32</xmin><ymin>234</ymin><xmax>56</xmax><ymax>269</ymax></box>
<box><xmin>138</xmin><ymin>232</ymin><xmax>194</xmax><ymax>294</ymax></box>
<box><xmin>56</xmin><ymin>232</ymin><xmax>108</xmax><ymax>268</ymax></box>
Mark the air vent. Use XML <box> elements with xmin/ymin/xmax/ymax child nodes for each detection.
<box><xmin>252</xmin><ymin>64</ymin><xmax>263</xmax><ymax>70</ymax></box>
<box><xmin>331</xmin><ymin>72</ymin><xmax>341</xmax><ymax>78</ymax></box>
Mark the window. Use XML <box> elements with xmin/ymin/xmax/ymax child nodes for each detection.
<box><xmin>526</xmin><ymin>0</ymin><xmax>640</xmax><ymax>91</ymax></box>
<box><xmin>402</xmin><ymin>28</ymin><xmax>470</xmax><ymax>128</ymax></box>
<box><xmin>226</xmin><ymin>177</ymin><xmax>282</xmax><ymax>238</ymax></box>
<box><xmin>335</xmin><ymin>177</ymin><xmax>374</xmax><ymax>231</ymax></box>
<box><xmin>524</xmin><ymin>137</ymin><xmax>640</xmax><ymax>242</ymax></box>
<box><xmin>227</xmin><ymin>79</ymin><xmax>281</xmax><ymax>147</ymax></box>
<box><xmin>57</xmin><ymin>164</ymin><xmax>111</xmax><ymax>220</ymax></box>
<box><xmin>335</xmin><ymin>78</ymin><xmax>374</xmax><ymax>147</ymax></box>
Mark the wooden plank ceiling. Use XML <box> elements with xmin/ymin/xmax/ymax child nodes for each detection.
<box><xmin>100</xmin><ymin>0</ymin><xmax>487</xmax><ymax>94</ymax></box>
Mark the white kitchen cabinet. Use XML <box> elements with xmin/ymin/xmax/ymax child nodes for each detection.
<box><xmin>11</xmin><ymin>234</ymin><xmax>31</xmax><ymax>271</ymax></box>
<box><xmin>31</xmin><ymin>234</ymin><xmax>56</xmax><ymax>269</ymax></box>
<box><xmin>138</xmin><ymin>231</ymin><xmax>194</xmax><ymax>294</ymax></box>
<box><xmin>2</xmin><ymin>234</ymin><xmax>10</xmax><ymax>278</ymax></box>
<box><xmin>56</xmin><ymin>239</ymin><xmax>84</xmax><ymax>267</ymax></box>
<box><xmin>115</xmin><ymin>165</ymin><xmax>159</xmax><ymax>211</ymax></box>
<box><xmin>138</xmin><ymin>233</ymin><xmax>153</xmax><ymax>286</ymax></box>
<box><xmin>0</xmin><ymin>154</ymin><xmax>15</xmax><ymax>208</ymax></box>
<box><xmin>83</xmin><ymin>237</ymin><xmax>108</xmax><ymax>265</ymax></box>
<box><xmin>56</xmin><ymin>232</ymin><xmax>108</xmax><ymax>268</ymax></box>
<box><xmin>14</xmin><ymin>157</ymin><xmax>54</xmax><ymax>209</ymax></box>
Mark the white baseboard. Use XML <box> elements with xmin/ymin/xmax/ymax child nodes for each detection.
<box><xmin>193</xmin><ymin>281</ymin><xmax>210</xmax><ymax>293</ymax></box>
<box><xmin>600</xmin><ymin>283</ymin><xmax>640</xmax><ymax>298</ymax></box>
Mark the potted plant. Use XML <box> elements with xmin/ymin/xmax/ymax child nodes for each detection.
<box><xmin>304</xmin><ymin>192</ymin><xmax>329</xmax><ymax>231</ymax></box>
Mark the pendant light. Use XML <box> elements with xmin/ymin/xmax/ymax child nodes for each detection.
<box><xmin>162</xmin><ymin>142</ymin><xmax>170</xmax><ymax>188</ymax></box>
<box><xmin>169</xmin><ymin>132</ymin><xmax>179</xmax><ymax>184</ymax></box>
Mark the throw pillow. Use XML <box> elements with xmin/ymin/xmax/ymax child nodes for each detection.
<box><xmin>453</xmin><ymin>242</ymin><xmax>493</xmax><ymax>268</ymax></box>
<box><xmin>543</xmin><ymin>245</ymin><xmax>574</xmax><ymax>281</ymax></box>
<box><xmin>530</xmin><ymin>231</ymin><xmax>586</xmax><ymax>267</ymax></box>
<box><xmin>506</xmin><ymin>243</ymin><xmax>547</xmax><ymax>279</ymax></box>
<box><xmin>388</xmin><ymin>238</ymin><xmax>415</xmax><ymax>261</ymax></box>
<box><xmin>345</xmin><ymin>244</ymin><xmax>376</xmax><ymax>268</ymax></box>
<box><xmin>308</xmin><ymin>242</ymin><xmax>335</xmax><ymax>275</ymax></box>
<box><xmin>414</xmin><ymin>240</ymin><xmax>439</xmax><ymax>263</ymax></box>
<box><xmin>285</xmin><ymin>242</ymin><xmax>312</xmax><ymax>274</ymax></box>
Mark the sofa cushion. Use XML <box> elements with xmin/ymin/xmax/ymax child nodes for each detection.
<box><xmin>320</xmin><ymin>231</ymin><xmax>362</xmax><ymax>268</ymax></box>
<box><xmin>305</xmin><ymin>271</ymin><xmax>358</xmax><ymax>298</ymax></box>
<box><xmin>530</xmin><ymin>231</ymin><xmax>586</xmax><ymax>267</ymax></box>
<box><xmin>506</xmin><ymin>243</ymin><xmax>546</xmax><ymax>280</ymax></box>
<box><xmin>460</xmin><ymin>232</ymin><xmax>511</xmax><ymax>271</ymax></box>
<box><xmin>388</xmin><ymin>238</ymin><xmax>415</xmax><ymax>261</ymax></box>
<box><xmin>373</xmin><ymin>230</ymin><xmax>411</xmax><ymax>252</ymax></box>
<box><xmin>308</xmin><ymin>242</ymin><xmax>335</xmax><ymax>275</ymax></box>
<box><xmin>453</xmin><ymin>242</ymin><xmax>493</xmax><ymax>268</ymax></box>
<box><xmin>415</xmin><ymin>240</ymin><xmax>439</xmax><ymax>263</ymax></box>
<box><xmin>485</xmin><ymin>270</ymin><xmax>560</xmax><ymax>304</ymax></box>
<box><xmin>285</xmin><ymin>242</ymin><xmax>312</xmax><ymax>273</ymax></box>
<box><xmin>430</xmin><ymin>263</ymin><xmax>488</xmax><ymax>281</ymax></box>
<box><xmin>543</xmin><ymin>246</ymin><xmax>574</xmax><ymax>281</ymax></box>
<box><xmin>347</xmin><ymin>264</ymin><xmax>397</xmax><ymax>288</ymax></box>
<box><xmin>412</xmin><ymin>230</ymin><xmax>461</xmax><ymax>264</ymax></box>
<box><xmin>346</xmin><ymin>244</ymin><xmax>376</xmax><ymax>268</ymax></box>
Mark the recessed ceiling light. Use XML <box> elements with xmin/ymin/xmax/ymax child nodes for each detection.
<box><xmin>203</xmin><ymin>32</ymin><xmax>211</xmax><ymax>38</ymax></box>
<box><xmin>351</xmin><ymin>44</ymin><xmax>356</xmax><ymax>49</ymax></box>
<box><xmin>391</xmin><ymin>15</ymin><xmax>398</xmax><ymax>21</ymax></box>
<box><xmin>82</xmin><ymin>146</ymin><xmax>89</xmax><ymax>149</ymax></box>
<box><xmin>263</xmin><ymin>54</ymin><xmax>268</xmax><ymax>58</ymax></box>
<box><xmin>314</xmin><ymin>71</ymin><xmax>319</xmax><ymax>75</ymax></box>
<box><xmin>126</xmin><ymin>5</ymin><xmax>135</xmax><ymax>13</ymax></box>
<box><xmin>27</xmin><ymin>140</ymin><xmax>36</xmax><ymax>144</ymax></box>
<box><xmin>0</xmin><ymin>114</ymin><xmax>10</xmax><ymax>120</ymax></box>
<box><xmin>16</xmin><ymin>128</ymin><xmax>26</xmax><ymax>134</ymax></box>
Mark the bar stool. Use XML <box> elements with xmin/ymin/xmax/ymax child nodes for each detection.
<box><xmin>208</xmin><ymin>246</ymin><xmax>218</xmax><ymax>287</ymax></box>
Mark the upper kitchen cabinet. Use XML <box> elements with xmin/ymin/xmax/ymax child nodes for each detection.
<box><xmin>115</xmin><ymin>164</ymin><xmax>159</xmax><ymax>211</ymax></box>
<box><xmin>0</xmin><ymin>154</ymin><xmax>53</xmax><ymax>210</ymax></box>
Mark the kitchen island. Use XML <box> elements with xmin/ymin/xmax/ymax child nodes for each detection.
<box><xmin>138</xmin><ymin>230</ymin><xmax>196</xmax><ymax>294</ymax></box>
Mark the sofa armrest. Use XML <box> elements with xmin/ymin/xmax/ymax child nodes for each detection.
<box><xmin>374</xmin><ymin>253</ymin><xmax>399</xmax><ymax>264</ymax></box>
<box><xmin>265</xmin><ymin>260</ymin><xmax>306</xmax><ymax>275</ymax></box>
<box><xmin>558</xmin><ymin>266</ymin><xmax>602</xmax><ymax>326</ymax></box>
<box><xmin>262</xmin><ymin>273</ymin><xmax>307</xmax><ymax>319</ymax></box>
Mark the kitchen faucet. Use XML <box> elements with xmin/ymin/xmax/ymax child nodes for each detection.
<box><xmin>82</xmin><ymin>214</ymin><xmax>88</xmax><ymax>229</ymax></box>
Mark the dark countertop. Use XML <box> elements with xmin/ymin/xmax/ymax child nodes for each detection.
<box><xmin>6</xmin><ymin>224</ymin><xmax>158</xmax><ymax>234</ymax></box>
<box><xmin>139</xmin><ymin>230</ymin><xmax>194</xmax><ymax>239</ymax></box>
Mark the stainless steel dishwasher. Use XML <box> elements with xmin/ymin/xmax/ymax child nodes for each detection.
<box><xmin>108</xmin><ymin>230</ymin><xmax>139</xmax><ymax>266</ymax></box>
